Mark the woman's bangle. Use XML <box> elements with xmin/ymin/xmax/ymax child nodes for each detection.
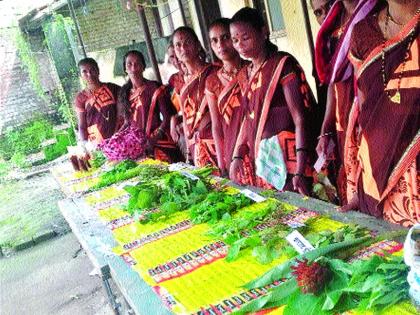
<box><xmin>293</xmin><ymin>173</ymin><xmax>304</xmax><ymax>178</ymax></box>
<box><xmin>296</xmin><ymin>147</ymin><xmax>308</xmax><ymax>153</ymax></box>
<box><xmin>232</xmin><ymin>156</ymin><xmax>243</xmax><ymax>162</ymax></box>
<box><xmin>317</xmin><ymin>132</ymin><xmax>334</xmax><ymax>139</ymax></box>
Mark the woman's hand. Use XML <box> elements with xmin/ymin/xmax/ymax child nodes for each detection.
<box><xmin>170</xmin><ymin>116</ymin><xmax>180</xmax><ymax>142</ymax></box>
<box><xmin>337</xmin><ymin>195</ymin><xmax>359</xmax><ymax>212</ymax></box>
<box><xmin>316</xmin><ymin>135</ymin><xmax>331</xmax><ymax>157</ymax></box>
<box><xmin>292</xmin><ymin>175</ymin><xmax>309</xmax><ymax>196</ymax></box>
<box><xmin>229</xmin><ymin>158</ymin><xmax>245</xmax><ymax>183</ymax></box>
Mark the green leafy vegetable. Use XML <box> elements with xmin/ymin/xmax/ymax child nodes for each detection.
<box><xmin>91</xmin><ymin>161</ymin><xmax>167</xmax><ymax>190</ymax></box>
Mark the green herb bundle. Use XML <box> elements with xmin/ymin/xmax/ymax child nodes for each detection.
<box><xmin>189</xmin><ymin>191</ymin><xmax>253</xmax><ymax>225</ymax></box>
<box><xmin>91</xmin><ymin>160</ymin><xmax>167</xmax><ymax>191</ymax></box>
<box><xmin>207</xmin><ymin>201</ymin><xmax>297</xmax><ymax>264</ymax></box>
<box><xmin>124</xmin><ymin>166</ymin><xmax>214</xmax><ymax>221</ymax></box>
<box><xmin>89</xmin><ymin>151</ymin><xmax>106</xmax><ymax>169</ymax></box>
<box><xmin>238</xmin><ymin>254</ymin><xmax>409</xmax><ymax>315</ymax></box>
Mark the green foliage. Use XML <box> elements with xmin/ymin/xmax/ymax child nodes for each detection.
<box><xmin>43</xmin><ymin>13</ymin><xmax>79</xmax><ymax>127</ymax></box>
<box><xmin>90</xmin><ymin>151</ymin><xmax>106</xmax><ymax>169</ymax></box>
<box><xmin>207</xmin><ymin>200</ymin><xmax>296</xmax><ymax>264</ymax></box>
<box><xmin>15</xmin><ymin>31</ymin><xmax>46</xmax><ymax>101</ymax></box>
<box><xmin>124</xmin><ymin>166</ymin><xmax>215</xmax><ymax>221</ymax></box>
<box><xmin>91</xmin><ymin>162</ymin><xmax>168</xmax><ymax>191</ymax></box>
<box><xmin>43</xmin><ymin>129</ymin><xmax>76</xmax><ymax>161</ymax></box>
<box><xmin>238</xmin><ymin>254</ymin><xmax>409</xmax><ymax>315</ymax></box>
<box><xmin>0</xmin><ymin>117</ymin><xmax>54</xmax><ymax>161</ymax></box>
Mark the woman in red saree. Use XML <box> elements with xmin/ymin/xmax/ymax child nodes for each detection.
<box><xmin>315</xmin><ymin>0</ymin><xmax>377</xmax><ymax>204</ymax></box>
<box><xmin>172</xmin><ymin>27</ymin><xmax>219</xmax><ymax>167</ymax></box>
<box><xmin>118</xmin><ymin>50</ymin><xmax>182</xmax><ymax>163</ymax></box>
<box><xmin>229</xmin><ymin>8</ymin><xmax>321</xmax><ymax>194</ymax></box>
<box><xmin>342</xmin><ymin>0</ymin><xmax>419</xmax><ymax>227</ymax></box>
<box><xmin>74</xmin><ymin>58</ymin><xmax>120</xmax><ymax>146</ymax></box>
<box><xmin>205</xmin><ymin>18</ymin><xmax>246</xmax><ymax>176</ymax></box>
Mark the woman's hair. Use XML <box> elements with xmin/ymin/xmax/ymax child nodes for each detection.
<box><xmin>209</xmin><ymin>17</ymin><xmax>231</xmax><ymax>31</ymax></box>
<box><xmin>122</xmin><ymin>50</ymin><xmax>146</xmax><ymax>74</ymax></box>
<box><xmin>231</xmin><ymin>7</ymin><xmax>277</xmax><ymax>53</ymax></box>
<box><xmin>77</xmin><ymin>57</ymin><xmax>99</xmax><ymax>72</ymax></box>
<box><xmin>172</xmin><ymin>26</ymin><xmax>208</xmax><ymax>62</ymax></box>
<box><xmin>119</xmin><ymin>50</ymin><xmax>146</xmax><ymax>121</ymax></box>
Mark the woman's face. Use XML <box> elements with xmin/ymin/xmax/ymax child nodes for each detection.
<box><xmin>209</xmin><ymin>24</ymin><xmax>238</xmax><ymax>62</ymax></box>
<box><xmin>125</xmin><ymin>53</ymin><xmax>144</xmax><ymax>80</ymax></box>
<box><xmin>167</xmin><ymin>46</ymin><xmax>180</xmax><ymax>69</ymax></box>
<box><xmin>173</xmin><ymin>31</ymin><xmax>200</xmax><ymax>63</ymax></box>
<box><xmin>80</xmin><ymin>63</ymin><xmax>99</xmax><ymax>85</ymax></box>
<box><xmin>311</xmin><ymin>0</ymin><xmax>333</xmax><ymax>25</ymax></box>
<box><xmin>230</xmin><ymin>21</ymin><xmax>263</xmax><ymax>60</ymax></box>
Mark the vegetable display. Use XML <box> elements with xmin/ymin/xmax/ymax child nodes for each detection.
<box><xmin>124</xmin><ymin>166</ymin><xmax>215</xmax><ymax>221</ymax></box>
<box><xmin>90</xmin><ymin>160</ymin><xmax>168</xmax><ymax>191</ymax></box>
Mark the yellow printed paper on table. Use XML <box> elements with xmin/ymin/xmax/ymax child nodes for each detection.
<box><xmin>51</xmin><ymin>162</ymin><xmax>101</xmax><ymax>195</ymax></box>
<box><xmin>72</xmin><ymin>162</ymin><xmax>414</xmax><ymax>315</ymax></box>
<box><xmin>51</xmin><ymin>158</ymin><xmax>165</xmax><ymax>196</ymax></box>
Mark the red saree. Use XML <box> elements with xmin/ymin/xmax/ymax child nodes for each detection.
<box><xmin>179</xmin><ymin>64</ymin><xmax>218</xmax><ymax>167</ymax></box>
<box><xmin>129</xmin><ymin>80</ymin><xmax>182</xmax><ymax>163</ymax></box>
<box><xmin>74</xmin><ymin>83</ymin><xmax>120</xmax><ymax>144</ymax></box>
<box><xmin>346</xmin><ymin>9</ymin><xmax>420</xmax><ymax>227</ymax></box>
<box><xmin>234</xmin><ymin>52</ymin><xmax>319</xmax><ymax>189</ymax></box>
<box><xmin>205</xmin><ymin>67</ymin><xmax>245</xmax><ymax>172</ymax></box>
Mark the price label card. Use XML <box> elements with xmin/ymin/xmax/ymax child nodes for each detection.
<box><xmin>240</xmin><ymin>189</ymin><xmax>266</xmax><ymax>203</ymax></box>
<box><xmin>286</xmin><ymin>230</ymin><xmax>315</xmax><ymax>254</ymax></box>
<box><xmin>180</xmin><ymin>171</ymin><xmax>199</xmax><ymax>181</ymax></box>
<box><xmin>168</xmin><ymin>163</ymin><xmax>188</xmax><ymax>172</ymax></box>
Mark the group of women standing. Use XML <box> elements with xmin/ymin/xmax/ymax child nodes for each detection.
<box><xmin>74</xmin><ymin>1</ymin><xmax>419</xmax><ymax>228</ymax></box>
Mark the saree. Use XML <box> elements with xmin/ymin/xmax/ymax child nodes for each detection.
<box><xmin>345</xmin><ymin>9</ymin><xmax>420</xmax><ymax>227</ymax></box>
<box><xmin>315</xmin><ymin>0</ymin><xmax>376</xmax><ymax>202</ymax></box>
<box><xmin>205</xmin><ymin>67</ymin><xmax>244</xmax><ymax>173</ymax></box>
<box><xmin>74</xmin><ymin>83</ymin><xmax>120</xmax><ymax>144</ymax></box>
<box><xmin>233</xmin><ymin>52</ymin><xmax>320</xmax><ymax>189</ymax></box>
<box><xmin>179</xmin><ymin>64</ymin><xmax>218</xmax><ymax>167</ymax></box>
<box><xmin>129</xmin><ymin>80</ymin><xmax>182</xmax><ymax>163</ymax></box>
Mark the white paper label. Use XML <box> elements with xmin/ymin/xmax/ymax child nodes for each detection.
<box><xmin>240</xmin><ymin>189</ymin><xmax>266</xmax><ymax>203</ymax></box>
<box><xmin>180</xmin><ymin>171</ymin><xmax>199</xmax><ymax>181</ymax></box>
<box><xmin>286</xmin><ymin>230</ymin><xmax>315</xmax><ymax>254</ymax></box>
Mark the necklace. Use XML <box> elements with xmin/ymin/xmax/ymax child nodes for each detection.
<box><xmin>381</xmin><ymin>8</ymin><xmax>419</xmax><ymax>104</ymax></box>
<box><xmin>220</xmin><ymin>61</ymin><xmax>242</xmax><ymax>81</ymax></box>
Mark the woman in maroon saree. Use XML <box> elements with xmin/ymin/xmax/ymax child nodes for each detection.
<box><xmin>229</xmin><ymin>8</ymin><xmax>321</xmax><ymax>194</ymax></box>
<box><xmin>315</xmin><ymin>0</ymin><xmax>378</xmax><ymax>204</ymax></box>
<box><xmin>172</xmin><ymin>27</ymin><xmax>219</xmax><ymax>167</ymax></box>
<box><xmin>119</xmin><ymin>50</ymin><xmax>182</xmax><ymax>163</ymax></box>
<box><xmin>343</xmin><ymin>1</ymin><xmax>419</xmax><ymax>227</ymax></box>
<box><xmin>74</xmin><ymin>58</ymin><xmax>120</xmax><ymax>145</ymax></box>
<box><xmin>205</xmin><ymin>18</ymin><xmax>246</xmax><ymax>176</ymax></box>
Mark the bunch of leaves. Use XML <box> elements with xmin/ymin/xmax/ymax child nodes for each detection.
<box><xmin>238</xmin><ymin>253</ymin><xmax>409</xmax><ymax>315</ymax></box>
<box><xmin>90</xmin><ymin>151</ymin><xmax>107</xmax><ymax>169</ymax></box>
<box><xmin>308</xmin><ymin>224</ymin><xmax>370</xmax><ymax>248</ymax></box>
<box><xmin>208</xmin><ymin>200</ymin><xmax>298</xmax><ymax>263</ymax></box>
<box><xmin>189</xmin><ymin>191</ymin><xmax>252</xmax><ymax>225</ymax></box>
<box><xmin>124</xmin><ymin>166</ymin><xmax>214</xmax><ymax>220</ymax></box>
<box><xmin>0</xmin><ymin>116</ymin><xmax>54</xmax><ymax>161</ymax></box>
<box><xmin>91</xmin><ymin>161</ymin><xmax>167</xmax><ymax>190</ymax></box>
<box><xmin>281</xmin><ymin>224</ymin><xmax>372</xmax><ymax>259</ymax></box>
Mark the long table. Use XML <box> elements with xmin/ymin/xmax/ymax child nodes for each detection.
<box><xmin>52</xmin><ymin>161</ymin><xmax>413</xmax><ymax>315</ymax></box>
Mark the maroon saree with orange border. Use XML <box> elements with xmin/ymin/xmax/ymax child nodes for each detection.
<box><xmin>74</xmin><ymin>83</ymin><xmax>120</xmax><ymax>144</ymax></box>
<box><xmin>233</xmin><ymin>52</ymin><xmax>320</xmax><ymax>189</ymax></box>
<box><xmin>179</xmin><ymin>64</ymin><xmax>218</xmax><ymax>167</ymax></box>
<box><xmin>129</xmin><ymin>80</ymin><xmax>182</xmax><ymax>163</ymax></box>
<box><xmin>205</xmin><ymin>68</ymin><xmax>245</xmax><ymax>172</ymax></box>
<box><xmin>346</xmin><ymin>10</ymin><xmax>420</xmax><ymax>227</ymax></box>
